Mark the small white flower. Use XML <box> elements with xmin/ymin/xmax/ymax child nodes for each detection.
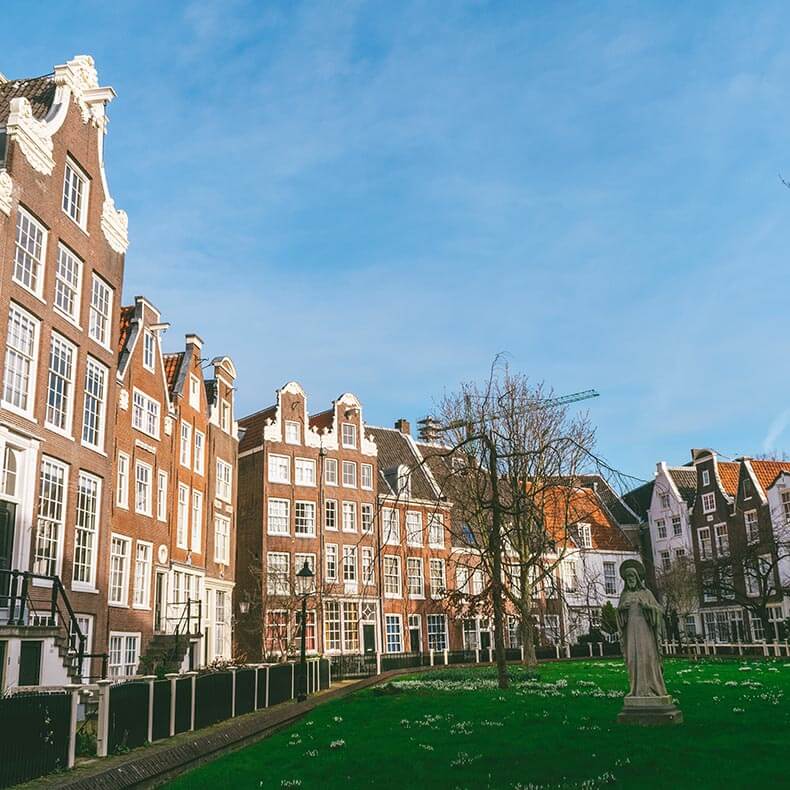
<box><xmin>330</xmin><ymin>739</ymin><xmax>346</xmax><ymax>749</ymax></box>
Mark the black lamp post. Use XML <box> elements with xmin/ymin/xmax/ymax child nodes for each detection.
<box><xmin>296</xmin><ymin>560</ymin><xmax>315</xmax><ymax>702</ymax></box>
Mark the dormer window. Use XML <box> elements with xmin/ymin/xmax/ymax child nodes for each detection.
<box><xmin>285</xmin><ymin>420</ymin><xmax>300</xmax><ymax>445</ymax></box>
<box><xmin>63</xmin><ymin>158</ymin><xmax>89</xmax><ymax>229</ymax></box>
<box><xmin>573</xmin><ymin>523</ymin><xmax>592</xmax><ymax>549</ymax></box>
<box><xmin>189</xmin><ymin>374</ymin><xmax>200</xmax><ymax>409</ymax></box>
<box><xmin>342</xmin><ymin>422</ymin><xmax>357</xmax><ymax>448</ymax></box>
<box><xmin>143</xmin><ymin>330</ymin><xmax>155</xmax><ymax>372</ymax></box>
<box><xmin>384</xmin><ymin>465</ymin><xmax>410</xmax><ymax>498</ymax></box>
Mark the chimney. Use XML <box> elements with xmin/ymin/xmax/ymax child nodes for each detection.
<box><xmin>394</xmin><ymin>419</ymin><xmax>411</xmax><ymax>436</ymax></box>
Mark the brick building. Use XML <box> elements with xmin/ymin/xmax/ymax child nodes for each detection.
<box><xmin>110</xmin><ymin>303</ymin><xmax>238</xmax><ymax>675</ymax></box>
<box><xmin>236</xmin><ymin>383</ymin><xmax>379</xmax><ymax>660</ymax></box>
<box><xmin>0</xmin><ymin>56</ymin><xmax>128</xmax><ymax>687</ymax></box>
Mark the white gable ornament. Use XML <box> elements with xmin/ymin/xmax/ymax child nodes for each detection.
<box><xmin>101</xmin><ymin>198</ymin><xmax>129</xmax><ymax>253</ymax></box>
<box><xmin>6</xmin><ymin>98</ymin><xmax>55</xmax><ymax>175</ymax></box>
<box><xmin>0</xmin><ymin>170</ymin><xmax>12</xmax><ymax>215</ymax></box>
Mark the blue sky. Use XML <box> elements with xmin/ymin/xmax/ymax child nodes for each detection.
<box><xmin>4</xmin><ymin>1</ymin><xmax>790</xmax><ymax>485</ymax></box>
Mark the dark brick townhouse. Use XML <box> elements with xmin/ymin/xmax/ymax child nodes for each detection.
<box><xmin>110</xmin><ymin>299</ymin><xmax>239</xmax><ymax>676</ymax></box>
<box><xmin>0</xmin><ymin>56</ymin><xmax>128</xmax><ymax>686</ymax></box>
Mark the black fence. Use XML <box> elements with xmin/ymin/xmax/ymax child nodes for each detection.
<box><xmin>175</xmin><ymin>677</ymin><xmax>192</xmax><ymax>734</ymax></box>
<box><xmin>195</xmin><ymin>672</ymin><xmax>233</xmax><ymax>729</ymax></box>
<box><xmin>235</xmin><ymin>668</ymin><xmax>256</xmax><ymax>716</ymax></box>
<box><xmin>602</xmin><ymin>641</ymin><xmax>622</xmax><ymax>657</ymax></box>
<box><xmin>0</xmin><ymin>692</ymin><xmax>71</xmax><ymax>788</ymax></box>
<box><xmin>152</xmin><ymin>680</ymin><xmax>171</xmax><ymax>741</ymax></box>
<box><xmin>268</xmin><ymin>664</ymin><xmax>293</xmax><ymax>706</ymax></box>
<box><xmin>108</xmin><ymin>681</ymin><xmax>149</xmax><ymax>754</ymax></box>
<box><xmin>447</xmin><ymin>649</ymin><xmax>476</xmax><ymax>665</ymax></box>
<box><xmin>328</xmin><ymin>653</ymin><xmax>376</xmax><ymax>680</ymax></box>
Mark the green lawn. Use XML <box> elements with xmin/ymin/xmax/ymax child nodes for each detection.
<box><xmin>167</xmin><ymin>658</ymin><xmax>790</xmax><ymax>789</ymax></box>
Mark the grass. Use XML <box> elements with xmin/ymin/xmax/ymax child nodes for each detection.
<box><xmin>167</xmin><ymin>658</ymin><xmax>790</xmax><ymax>789</ymax></box>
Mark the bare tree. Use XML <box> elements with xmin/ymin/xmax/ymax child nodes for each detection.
<box><xmin>655</xmin><ymin>556</ymin><xmax>698</xmax><ymax>645</ymax></box>
<box><xmin>428</xmin><ymin>362</ymin><xmax>600</xmax><ymax>685</ymax></box>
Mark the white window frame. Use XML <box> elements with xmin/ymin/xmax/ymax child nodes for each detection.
<box><xmin>12</xmin><ymin>207</ymin><xmax>47</xmax><ymax>298</ymax></box>
<box><xmin>132</xmin><ymin>388</ymin><xmax>160</xmax><ymax>439</ymax></box>
<box><xmin>108</xmin><ymin>533</ymin><xmax>132</xmax><ymax>607</ymax></box>
<box><xmin>134</xmin><ymin>460</ymin><xmax>153</xmax><ymax>517</ymax></box>
<box><xmin>702</xmin><ymin>469</ymin><xmax>711</xmax><ymax>487</ymax></box>
<box><xmin>157</xmin><ymin>470</ymin><xmax>168</xmax><ymax>521</ymax></box>
<box><xmin>406</xmin><ymin>511</ymin><xmax>422</xmax><ymax>547</ymax></box>
<box><xmin>702</xmin><ymin>492</ymin><xmax>716</xmax><ymax>514</ymax></box>
<box><xmin>267</xmin><ymin>552</ymin><xmax>290</xmax><ymax>595</ymax></box>
<box><xmin>342</xmin><ymin>501</ymin><xmax>357</xmax><ymax>532</ymax></box>
<box><xmin>428</xmin><ymin>513</ymin><xmax>445</xmax><ymax>548</ymax></box>
<box><xmin>54</xmin><ymin>243</ymin><xmax>83</xmax><ymax>325</ymax></box>
<box><xmin>189</xmin><ymin>374</ymin><xmax>200</xmax><ymax>409</ymax></box>
<box><xmin>342</xmin><ymin>461</ymin><xmax>357</xmax><ymax>488</ymax></box>
<box><xmin>427</xmin><ymin>614</ymin><xmax>448</xmax><ymax>651</ymax></box>
<box><xmin>33</xmin><ymin>457</ymin><xmax>68</xmax><ymax>577</ymax></box>
<box><xmin>324</xmin><ymin>457</ymin><xmax>338</xmax><ymax>486</ymax></box>
<box><xmin>191</xmin><ymin>490</ymin><xmax>203</xmax><ymax>552</ymax></box>
<box><xmin>179</xmin><ymin>421</ymin><xmax>192</xmax><ymax>468</ymax></box>
<box><xmin>45</xmin><ymin>332</ymin><xmax>76</xmax><ymax>435</ymax></box>
<box><xmin>132</xmin><ymin>540</ymin><xmax>153</xmax><ymax>609</ymax></box>
<box><xmin>194</xmin><ymin>430</ymin><xmax>205</xmax><ymax>475</ymax></box>
<box><xmin>285</xmin><ymin>420</ymin><xmax>300</xmax><ymax>445</ymax></box>
<box><xmin>108</xmin><ymin>632</ymin><xmax>140</xmax><ymax>678</ymax></box>
<box><xmin>72</xmin><ymin>471</ymin><xmax>101</xmax><ymax>590</ymax></box>
<box><xmin>343</xmin><ymin>545</ymin><xmax>357</xmax><ymax>583</ymax></box>
<box><xmin>116</xmin><ymin>452</ymin><xmax>130</xmax><ymax>509</ymax></box>
<box><xmin>362</xmin><ymin>546</ymin><xmax>375</xmax><ymax>585</ymax></box>
<box><xmin>268</xmin><ymin>453</ymin><xmax>290</xmax><ymax>484</ymax></box>
<box><xmin>214</xmin><ymin>515</ymin><xmax>230</xmax><ymax>564</ymax></box>
<box><xmin>384</xmin><ymin>555</ymin><xmax>402</xmax><ymax>598</ymax></box>
<box><xmin>698</xmin><ymin>527</ymin><xmax>711</xmax><ymax>560</ymax></box>
<box><xmin>62</xmin><ymin>157</ymin><xmax>89</xmax><ymax>229</ymax></box>
<box><xmin>341</xmin><ymin>422</ymin><xmax>357</xmax><ymax>448</ymax></box>
<box><xmin>745</xmin><ymin>509</ymin><xmax>759</xmax><ymax>544</ymax></box>
<box><xmin>385</xmin><ymin>614</ymin><xmax>403</xmax><ymax>653</ymax></box>
<box><xmin>3</xmin><ymin>301</ymin><xmax>40</xmax><ymax>419</ymax></box>
<box><xmin>177</xmin><ymin>484</ymin><xmax>189</xmax><ymax>548</ymax></box>
<box><xmin>81</xmin><ymin>356</ymin><xmax>108</xmax><ymax>451</ymax></box>
<box><xmin>407</xmin><ymin>557</ymin><xmax>424</xmax><ymax>598</ymax></box>
<box><xmin>216</xmin><ymin>458</ymin><xmax>232</xmax><ymax>502</ymax></box>
<box><xmin>429</xmin><ymin>558</ymin><xmax>446</xmax><ymax>599</ymax></box>
<box><xmin>88</xmin><ymin>273</ymin><xmax>113</xmax><ymax>349</ymax></box>
<box><xmin>360</xmin><ymin>463</ymin><xmax>373</xmax><ymax>490</ymax></box>
<box><xmin>383</xmin><ymin>508</ymin><xmax>399</xmax><ymax>545</ymax></box>
<box><xmin>361</xmin><ymin>502</ymin><xmax>374</xmax><ymax>534</ymax></box>
<box><xmin>324</xmin><ymin>499</ymin><xmax>337</xmax><ymax>531</ymax></box>
<box><xmin>142</xmin><ymin>329</ymin><xmax>155</xmax><ymax>372</ymax></box>
<box><xmin>294</xmin><ymin>500</ymin><xmax>316</xmax><ymax>537</ymax></box>
<box><xmin>267</xmin><ymin>497</ymin><xmax>290</xmax><ymax>535</ymax></box>
<box><xmin>325</xmin><ymin>544</ymin><xmax>338</xmax><ymax>582</ymax></box>
<box><xmin>295</xmin><ymin>457</ymin><xmax>316</xmax><ymax>486</ymax></box>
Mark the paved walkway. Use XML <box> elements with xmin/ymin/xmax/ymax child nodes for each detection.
<box><xmin>19</xmin><ymin>667</ymin><xmax>434</xmax><ymax>790</ymax></box>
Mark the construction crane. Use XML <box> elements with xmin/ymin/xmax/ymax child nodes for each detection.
<box><xmin>417</xmin><ymin>389</ymin><xmax>600</xmax><ymax>443</ymax></box>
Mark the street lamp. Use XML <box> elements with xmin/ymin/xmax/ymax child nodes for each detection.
<box><xmin>239</xmin><ymin>599</ymin><xmax>250</xmax><ymax>616</ymax></box>
<box><xmin>296</xmin><ymin>560</ymin><xmax>315</xmax><ymax>702</ymax></box>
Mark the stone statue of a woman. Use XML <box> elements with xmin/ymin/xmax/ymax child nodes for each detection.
<box><xmin>616</xmin><ymin>559</ymin><xmax>682</xmax><ymax>725</ymax></box>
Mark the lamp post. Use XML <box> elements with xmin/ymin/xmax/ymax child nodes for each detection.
<box><xmin>296</xmin><ymin>560</ymin><xmax>315</xmax><ymax>702</ymax></box>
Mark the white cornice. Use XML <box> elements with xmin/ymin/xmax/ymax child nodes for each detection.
<box><xmin>0</xmin><ymin>170</ymin><xmax>12</xmax><ymax>215</ymax></box>
<box><xmin>101</xmin><ymin>197</ymin><xmax>129</xmax><ymax>253</ymax></box>
<box><xmin>53</xmin><ymin>55</ymin><xmax>116</xmax><ymax>129</ymax></box>
<box><xmin>6</xmin><ymin>97</ymin><xmax>55</xmax><ymax>175</ymax></box>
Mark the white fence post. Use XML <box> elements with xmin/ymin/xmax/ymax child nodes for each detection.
<box><xmin>95</xmin><ymin>679</ymin><xmax>112</xmax><ymax>758</ymax></box>
<box><xmin>142</xmin><ymin>675</ymin><xmax>156</xmax><ymax>743</ymax></box>
<box><xmin>166</xmin><ymin>673</ymin><xmax>178</xmax><ymax>736</ymax></box>
<box><xmin>376</xmin><ymin>651</ymin><xmax>382</xmax><ymax>674</ymax></box>
<box><xmin>291</xmin><ymin>663</ymin><xmax>295</xmax><ymax>699</ymax></box>
<box><xmin>588</xmin><ymin>643</ymin><xmax>593</xmax><ymax>658</ymax></box>
<box><xmin>762</xmin><ymin>641</ymin><xmax>769</xmax><ymax>657</ymax></box>
<box><xmin>444</xmin><ymin>648</ymin><xmax>449</xmax><ymax>665</ymax></box>
<box><xmin>554</xmin><ymin>644</ymin><xmax>560</xmax><ymax>660</ymax></box>
<box><xmin>327</xmin><ymin>658</ymin><xmax>332</xmax><ymax>688</ymax></box>
<box><xmin>185</xmin><ymin>671</ymin><xmax>198</xmax><ymax>731</ymax></box>
<box><xmin>487</xmin><ymin>647</ymin><xmax>493</xmax><ymax>663</ymax></box>
<box><xmin>430</xmin><ymin>648</ymin><xmax>434</xmax><ymax>667</ymax></box>
<box><xmin>598</xmin><ymin>642</ymin><xmax>603</xmax><ymax>657</ymax></box>
<box><xmin>265</xmin><ymin>666</ymin><xmax>271</xmax><ymax>708</ymax></box>
<box><xmin>564</xmin><ymin>644</ymin><xmax>570</xmax><ymax>659</ymax></box>
<box><xmin>475</xmin><ymin>648</ymin><xmax>480</xmax><ymax>663</ymax></box>
<box><xmin>253</xmin><ymin>666</ymin><xmax>259</xmax><ymax>710</ymax></box>
<box><xmin>231</xmin><ymin>668</ymin><xmax>237</xmax><ymax>717</ymax></box>
<box><xmin>520</xmin><ymin>645</ymin><xmax>525</xmax><ymax>661</ymax></box>
<box><xmin>65</xmin><ymin>684</ymin><xmax>80</xmax><ymax>768</ymax></box>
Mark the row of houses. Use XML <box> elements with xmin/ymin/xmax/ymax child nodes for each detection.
<box><xmin>1</xmin><ymin>54</ymin><xmax>787</xmax><ymax>691</ymax></box>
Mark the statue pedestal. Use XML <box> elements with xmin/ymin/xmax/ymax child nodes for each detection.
<box><xmin>617</xmin><ymin>695</ymin><xmax>683</xmax><ymax>726</ymax></box>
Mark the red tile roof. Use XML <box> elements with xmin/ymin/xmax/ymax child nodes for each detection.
<box><xmin>749</xmin><ymin>460</ymin><xmax>790</xmax><ymax>493</ymax></box>
<box><xmin>162</xmin><ymin>353</ymin><xmax>183</xmax><ymax>395</ymax></box>
<box><xmin>718</xmin><ymin>462</ymin><xmax>740</xmax><ymax>496</ymax></box>
<box><xmin>0</xmin><ymin>75</ymin><xmax>55</xmax><ymax>124</ymax></box>
<box><xmin>309</xmin><ymin>409</ymin><xmax>333</xmax><ymax>433</ymax></box>
<box><xmin>238</xmin><ymin>406</ymin><xmax>277</xmax><ymax>452</ymax></box>
<box><xmin>118</xmin><ymin>305</ymin><xmax>135</xmax><ymax>355</ymax></box>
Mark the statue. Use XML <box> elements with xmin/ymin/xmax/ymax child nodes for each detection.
<box><xmin>616</xmin><ymin>559</ymin><xmax>682</xmax><ymax>725</ymax></box>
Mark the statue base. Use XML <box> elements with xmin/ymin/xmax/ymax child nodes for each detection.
<box><xmin>617</xmin><ymin>696</ymin><xmax>683</xmax><ymax>726</ymax></box>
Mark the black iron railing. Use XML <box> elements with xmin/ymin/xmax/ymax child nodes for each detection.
<box><xmin>0</xmin><ymin>569</ymin><xmax>108</xmax><ymax>680</ymax></box>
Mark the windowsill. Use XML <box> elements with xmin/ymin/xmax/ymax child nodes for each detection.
<box><xmin>341</xmin><ymin>484</ymin><xmax>357</xmax><ymax>489</ymax></box>
<box><xmin>71</xmin><ymin>583</ymin><xmax>98</xmax><ymax>594</ymax></box>
<box><xmin>132</xmin><ymin>427</ymin><xmax>160</xmax><ymax>442</ymax></box>
<box><xmin>32</xmin><ymin>577</ymin><xmax>55</xmax><ymax>588</ymax></box>
<box><xmin>295</xmin><ymin>533</ymin><xmax>316</xmax><ymax>539</ymax></box>
<box><xmin>268</xmin><ymin>478</ymin><xmax>290</xmax><ymax>485</ymax></box>
<box><xmin>117</xmin><ymin>503</ymin><xmax>129</xmax><ymax>511</ymax></box>
<box><xmin>294</xmin><ymin>482</ymin><xmax>316</xmax><ymax>488</ymax></box>
<box><xmin>44</xmin><ymin>423</ymin><xmax>74</xmax><ymax>441</ymax></box>
<box><xmin>81</xmin><ymin>442</ymin><xmax>108</xmax><ymax>457</ymax></box>
<box><xmin>53</xmin><ymin>306</ymin><xmax>83</xmax><ymax>331</ymax></box>
<box><xmin>135</xmin><ymin>510</ymin><xmax>153</xmax><ymax>519</ymax></box>
<box><xmin>1</xmin><ymin>402</ymin><xmax>37</xmax><ymax>423</ymax></box>
<box><xmin>325</xmin><ymin>481</ymin><xmax>338</xmax><ymax>487</ymax></box>
<box><xmin>88</xmin><ymin>337</ymin><xmax>113</xmax><ymax>355</ymax></box>
<box><xmin>324</xmin><ymin>526</ymin><xmax>338</xmax><ymax>532</ymax></box>
<box><xmin>407</xmin><ymin>543</ymin><xmax>422</xmax><ymax>549</ymax></box>
<box><xmin>132</xmin><ymin>604</ymin><xmax>152</xmax><ymax>611</ymax></box>
<box><xmin>267</xmin><ymin>531</ymin><xmax>290</xmax><ymax>537</ymax></box>
<box><xmin>429</xmin><ymin>545</ymin><xmax>445</xmax><ymax>551</ymax></box>
<box><xmin>384</xmin><ymin>593</ymin><xmax>402</xmax><ymax>599</ymax></box>
<box><xmin>361</xmin><ymin>486</ymin><xmax>373</xmax><ymax>491</ymax></box>
<box><xmin>342</xmin><ymin>529</ymin><xmax>358</xmax><ymax>534</ymax></box>
<box><xmin>108</xmin><ymin>602</ymin><xmax>129</xmax><ymax>609</ymax></box>
<box><xmin>12</xmin><ymin>279</ymin><xmax>47</xmax><ymax>305</ymax></box>
<box><xmin>409</xmin><ymin>594</ymin><xmax>425</xmax><ymax>601</ymax></box>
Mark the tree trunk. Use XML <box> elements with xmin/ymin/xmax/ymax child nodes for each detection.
<box><xmin>488</xmin><ymin>439</ymin><xmax>509</xmax><ymax>690</ymax></box>
<box><xmin>520</xmin><ymin>604</ymin><xmax>537</xmax><ymax>667</ymax></box>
